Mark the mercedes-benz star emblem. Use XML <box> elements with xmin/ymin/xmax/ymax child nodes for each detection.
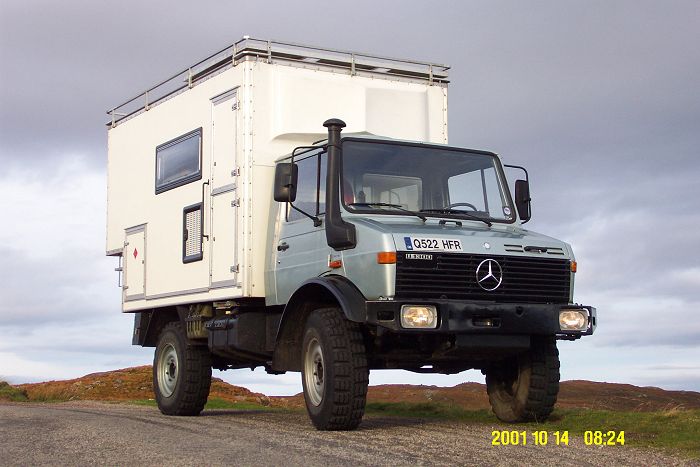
<box><xmin>476</xmin><ymin>259</ymin><xmax>503</xmax><ymax>291</ymax></box>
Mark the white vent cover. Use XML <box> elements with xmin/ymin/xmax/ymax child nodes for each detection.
<box><xmin>183</xmin><ymin>203</ymin><xmax>203</xmax><ymax>262</ymax></box>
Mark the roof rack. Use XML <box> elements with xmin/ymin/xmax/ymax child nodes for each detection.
<box><xmin>106</xmin><ymin>37</ymin><xmax>450</xmax><ymax>127</ymax></box>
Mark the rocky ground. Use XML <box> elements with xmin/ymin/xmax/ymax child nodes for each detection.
<box><xmin>1</xmin><ymin>401</ymin><xmax>697</xmax><ymax>467</ymax></box>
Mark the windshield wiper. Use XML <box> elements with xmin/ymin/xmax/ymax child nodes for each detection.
<box><xmin>419</xmin><ymin>208</ymin><xmax>492</xmax><ymax>227</ymax></box>
<box><xmin>348</xmin><ymin>202</ymin><xmax>427</xmax><ymax>222</ymax></box>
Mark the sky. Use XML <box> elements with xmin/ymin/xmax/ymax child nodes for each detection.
<box><xmin>1</xmin><ymin>0</ymin><xmax>699</xmax><ymax>395</ymax></box>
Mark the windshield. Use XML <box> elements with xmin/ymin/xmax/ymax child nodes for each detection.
<box><xmin>341</xmin><ymin>140</ymin><xmax>515</xmax><ymax>223</ymax></box>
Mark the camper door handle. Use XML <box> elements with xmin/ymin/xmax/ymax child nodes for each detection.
<box><xmin>277</xmin><ymin>242</ymin><xmax>289</xmax><ymax>251</ymax></box>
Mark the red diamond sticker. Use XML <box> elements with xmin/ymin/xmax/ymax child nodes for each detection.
<box><xmin>133</xmin><ymin>248</ymin><xmax>138</xmax><ymax>259</ymax></box>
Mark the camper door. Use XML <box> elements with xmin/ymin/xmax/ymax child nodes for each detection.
<box><xmin>209</xmin><ymin>89</ymin><xmax>240</xmax><ymax>288</ymax></box>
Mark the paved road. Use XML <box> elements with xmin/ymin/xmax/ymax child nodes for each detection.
<box><xmin>0</xmin><ymin>401</ymin><xmax>695</xmax><ymax>466</ymax></box>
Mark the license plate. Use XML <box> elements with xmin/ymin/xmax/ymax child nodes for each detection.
<box><xmin>403</xmin><ymin>236</ymin><xmax>464</xmax><ymax>252</ymax></box>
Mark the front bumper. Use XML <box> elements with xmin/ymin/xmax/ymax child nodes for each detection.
<box><xmin>366</xmin><ymin>300</ymin><xmax>596</xmax><ymax>339</ymax></box>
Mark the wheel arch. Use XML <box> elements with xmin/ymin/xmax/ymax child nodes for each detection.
<box><xmin>132</xmin><ymin>306</ymin><xmax>187</xmax><ymax>347</ymax></box>
<box><xmin>271</xmin><ymin>276</ymin><xmax>367</xmax><ymax>372</ymax></box>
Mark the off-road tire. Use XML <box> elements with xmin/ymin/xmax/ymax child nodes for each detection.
<box><xmin>301</xmin><ymin>307</ymin><xmax>369</xmax><ymax>430</ymax></box>
<box><xmin>153</xmin><ymin>321</ymin><xmax>212</xmax><ymax>416</ymax></box>
<box><xmin>485</xmin><ymin>336</ymin><xmax>560</xmax><ymax>423</ymax></box>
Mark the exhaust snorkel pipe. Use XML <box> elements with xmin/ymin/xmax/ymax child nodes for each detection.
<box><xmin>323</xmin><ymin>118</ymin><xmax>356</xmax><ymax>250</ymax></box>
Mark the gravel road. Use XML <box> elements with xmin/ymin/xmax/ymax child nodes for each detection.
<box><xmin>0</xmin><ymin>401</ymin><xmax>695</xmax><ymax>466</ymax></box>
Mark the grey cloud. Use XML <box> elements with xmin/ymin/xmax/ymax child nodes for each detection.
<box><xmin>646</xmin><ymin>365</ymin><xmax>700</xmax><ymax>372</ymax></box>
<box><xmin>0</xmin><ymin>331</ymin><xmax>132</xmax><ymax>356</ymax></box>
<box><xmin>598</xmin><ymin>331</ymin><xmax>700</xmax><ymax>349</ymax></box>
<box><xmin>556</xmin><ymin>212</ymin><xmax>700</xmax><ymax>297</ymax></box>
<box><xmin>0</xmin><ymin>0</ymin><xmax>699</xmax><ymax>391</ymax></box>
<box><xmin>574</xmin><ymin>293</ymin><xmax>700</xmax><ymax>349</ymax></box>
<box><xmin>0</xmin><ymin>0</ymin><xmax>444</xmax><ymax>166</ymax></box>
<box><xmin>0</xmin><ymin>248</ymin><xmax>117</xmax><ymax>324</ymax></box>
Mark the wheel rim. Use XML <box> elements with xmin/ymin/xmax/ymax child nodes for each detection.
<box><xmin>304</xmin><ymin>337</ymin><xmax>325</xmax><ymax>407</ymax></box>
<box><xmin>157</xmin><ymin>343</ymin><xmax>179</xmax><ymax>397</ymax></box>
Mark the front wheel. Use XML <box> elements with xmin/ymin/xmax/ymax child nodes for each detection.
<box><xmin>301</xmin><ymin>307</ymin><xmax>369</xmax><ymax>430</ymax></box>
<box><xmin>153</xmin><ymin>322</ymin><xmax>212</xmax><ymax>416</ymax></box>
<box><xmin>485</xmin><ymin>336</ymin><xmax>560</xmax><ymax>423</ymax></box>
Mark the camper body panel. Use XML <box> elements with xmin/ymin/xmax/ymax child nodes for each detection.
<box><xmin>107</xmin><ymin>58</ymin><xmax>448</xmax><ymax>312</ymax></box>
<box><xmin>107</xmin><ymin>64</ymin><xmax>247</xmax><ymax>312</ymax></box>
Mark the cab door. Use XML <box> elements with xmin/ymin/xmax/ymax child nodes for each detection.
<box><xmin>274</xmin><ymin>150</ymin><xmax>328</xmax><ymax>303</ymax></box>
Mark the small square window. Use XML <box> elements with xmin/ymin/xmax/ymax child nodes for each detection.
<box><xmin>156</xmin><ymin>128</ymin><xmax>202</xmax><ymax>194</ymax></box>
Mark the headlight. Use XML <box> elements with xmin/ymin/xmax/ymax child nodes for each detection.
<box><xmin>400</xmin><ymin>305</ymin><xmax>438</xmax><ymax>329</ymax></box>
<box><xmin>559</xmin><ymin>309</ymin><xmax>588</xmax><ymax>331</ymax></box>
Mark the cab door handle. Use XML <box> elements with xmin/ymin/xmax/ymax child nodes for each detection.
<box><xmin>277</xmin><ymin>242</ymin><xmax>289</xmax><ymax>251</ymax></box>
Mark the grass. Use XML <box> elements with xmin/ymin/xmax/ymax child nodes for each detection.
<box><xmin>365</xmin><ymin>401</ymin><xmax>700</xmax><ymax>459</ymax></box>
<box><xmin>535</xmin><ymin>408</ymin><xmax>700</xmax><ymax>458</ymax></box>
<box><xmin>0</xmin><ymin>381</ymin><xmax>29</xmax><ymax>402</ymax></box>
<box><xmin>366</xmin><ymin>401</ymin><xmax>494</xmax><ymax>422</ymax></box>
<box><xmin>130</xmin><ymin>397</ymin><xmax>279</xmax><ymax>411</ymax></box>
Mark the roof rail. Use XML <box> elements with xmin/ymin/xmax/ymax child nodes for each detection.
<box><xmin>106</xmin><ymin>37</ymin><xmax>450</xmax><ymax>127</ymax></box>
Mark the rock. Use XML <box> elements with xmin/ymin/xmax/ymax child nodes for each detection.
<box><xmin>258</xmin><ymin>395</ymin><xmax>270</xmax><ymax>406</ymax></box>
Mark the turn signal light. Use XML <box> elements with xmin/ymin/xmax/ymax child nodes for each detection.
<box><xmin>377</xmin><ymin>252</ymin><xmax>397</xmax><ymax>264</ymax></box>
<box><xmin>570</xmin><ymin>261</ymin><xmax>577</xmax><ymax>273</ymax></box>
<box><xmin>329</xmin><ymin>259</ymin><xmax>343</xmax><ymax>269</ymax></box>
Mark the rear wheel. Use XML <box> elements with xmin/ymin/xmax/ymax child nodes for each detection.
<box><xmin>301</xmin><ymin>307</ymin><xmax>369</xmax><ymax>430</ymax></box>
<box><xmin>153</xmin><ymin>322</ymin><xmax>212</xmax><ymax>415</ymax></box>
<box><xmin>485</xmin><ymin>336</ymin><xmax>560</xmax><ymax>422</ymax></box>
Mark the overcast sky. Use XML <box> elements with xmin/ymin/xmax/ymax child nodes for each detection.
<box><xmin>1</xmin><ymin>0</ymin><xmax>699</xmax><ymax>395</ymax></box>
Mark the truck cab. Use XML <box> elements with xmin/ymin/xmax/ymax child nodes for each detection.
<box><xmin>267</xmin><ymin>120</ymin><xmax>595</xmax><ymax>428</ymax></box>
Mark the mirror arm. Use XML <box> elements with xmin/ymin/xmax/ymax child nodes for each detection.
<box><xmin>289</xmin><ymin>203</ymin><xmax>322</xmax><ymax>227</ymax></box>
<box><xmin>504</xmin><ymin>164</ymin><xmax>529</xmax><ymax>182</ymax></box>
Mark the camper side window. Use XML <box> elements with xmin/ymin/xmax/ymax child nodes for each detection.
<box><xmin>155</xmin><ymin>128</ymin><xmax>202</xmax><ymax>194</ymax></box>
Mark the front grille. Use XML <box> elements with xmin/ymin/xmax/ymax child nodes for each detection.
<box><xmin>395</xmin><ymin>252</ymin><xmax>571</xmax><ymax>304</ymax></box>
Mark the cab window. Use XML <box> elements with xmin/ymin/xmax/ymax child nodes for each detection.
<box><xmin>287</xmin><ymin>151</ymin><xmax>326</xmax><ymax>221</ymax></box>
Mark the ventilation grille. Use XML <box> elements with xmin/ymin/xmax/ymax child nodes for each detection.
<box><xmin>544</xmin><ymin>247</ymin><xmax>565</xmax><ymax>255</ymax></box>
<box><xmin>503</xmin><ymin>244</ymin><xmax>565</xmax><ymax>255</ymax></box>
<box><xmin>183</xmin><ymin>203</ymin><xmax>203</xmax><ymax>263</ymax></box>
<box><xmin>395</xmin><ymin>252</ymin><xmax>571</xmax><ymax>304</ymax></box>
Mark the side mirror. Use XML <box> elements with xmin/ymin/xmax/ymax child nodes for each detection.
<box><xmin>273</xmin><ymin>163</ymin><xmax>298</xmax><ymax>202</ymax></box>
<box><xmin>514</xmin><ymin>179</ymin><xmax>531</xmax><ymax>223</ymax></box>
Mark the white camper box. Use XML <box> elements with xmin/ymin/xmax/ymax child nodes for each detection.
<box><xmin>106</xmin><ymin>38</ymin><xmax>449</xmax><ymax>312</ymax></box>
